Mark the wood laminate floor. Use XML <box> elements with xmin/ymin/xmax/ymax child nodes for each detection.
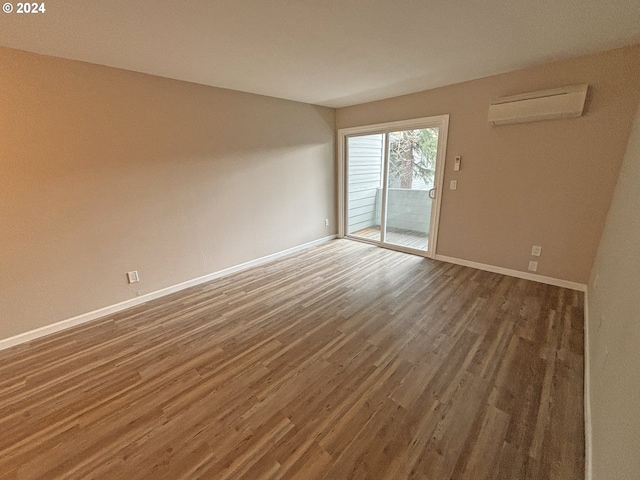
<box><xmin>0</xmin><ymin>240</ymin><xmax>585</xmax><ymax>479</ymax></box>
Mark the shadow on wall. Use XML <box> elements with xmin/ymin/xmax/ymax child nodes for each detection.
<box><xmin>2</xmin><ymin>48</ymin><xmax>334</xmax><ymax>173</ymax></box>
<box><xmin>0</xmin><ymin>47</ymin><xmax>336</xmax><ymax>339</ymax></box>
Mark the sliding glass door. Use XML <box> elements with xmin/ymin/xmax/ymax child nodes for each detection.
<box><xmin>342</xmin><ymin>116</ymin><xmax>449</xmax><ymax>257</ymax></box>
<box><xmin>346</xmin><ymin>133</ymin><xmax>385</xmax><ymax>242</ymax></box>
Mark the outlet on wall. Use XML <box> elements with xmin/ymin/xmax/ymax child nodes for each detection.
<box><xmin>325</xmin><ymin>218</ymin><xmax>329</xmax><ymax>226</ymax></box>
<box><xmin>528</xmin><ymin>261</ymin><xmax>538</xmax><ymax>272</ymax></box>
<box><xmin>127</xmin><ymin>271</ymin><xmax>140</xmax><ymax>284</ymax></box>
<box><xmin>531</xmin><ymin>245</ymin><xmax>542</xmax><ymax>256</ymax></box>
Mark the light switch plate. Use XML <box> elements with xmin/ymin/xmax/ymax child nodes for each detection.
<box><xmin>450</xmin><ymin>180</ymin><xmax>457</xmax><ymax>190</ymax></box>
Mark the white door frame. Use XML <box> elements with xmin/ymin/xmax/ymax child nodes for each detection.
<box><xmin>338</xmin><ymin>114</ymin><xmax>450</xmax><ymax>259</ymax></box>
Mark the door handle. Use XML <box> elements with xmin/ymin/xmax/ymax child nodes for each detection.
<box><xmin>428</xmin><ymin>188</ymin><xmax>436</xmax><ymax>199</ymax></box>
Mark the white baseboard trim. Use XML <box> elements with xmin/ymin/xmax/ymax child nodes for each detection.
<box><xmin>584</xmin><ymin>289</ymin><xmax>592</xmax><ymax>480</ymax></box>
<box><xmin>433</xmin><ymin>254</ymin><xmax>587</xmax><ymax>292</ymax></box>
<box><xmin>0</xmin><ymin>235</ymin><xmax>337</xmax><ymax>352</ymax></box>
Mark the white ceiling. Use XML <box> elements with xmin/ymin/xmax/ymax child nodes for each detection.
<box><xmin>1</xmin><ymin>0</ymin><xmax>639</xmax><ymax>108</ymax></box>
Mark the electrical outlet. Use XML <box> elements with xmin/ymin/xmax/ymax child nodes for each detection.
<box><xmin>528</xmin><ymin>261</ymin><xmax>538</xmax><ymax>272</ymax></box>
<box><xmin>127</xmin><ymin>271</ymin><xmax>140</xmax><ymax>284</ymax></box>
<box><xmin>450</xmin><ymin>180</ymin><xmax>457</xmax><ymax>190</ymax></box>
<box><xmin>531</xmin><ymin>245</ymin><xmax>542</xmax><ymax>256</ymax></box>
<box><xmin>136</xmin><ymin>289</ymin><xmax>146</xmax><ymax>296</ymax></box>
<box><xmin>325</xmin><ymin>218</ymin><xmax>329</xmax><ymax>226</ymax></box>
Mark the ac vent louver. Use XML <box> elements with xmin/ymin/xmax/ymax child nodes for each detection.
<box><xmin>488</xmin><ymin>84</ymin><xmax>588</xmax><ymax>126</ymax></box>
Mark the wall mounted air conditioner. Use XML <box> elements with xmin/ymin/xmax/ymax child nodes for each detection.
<box><xmin>488</xmin><ymin>84</ymin><xmax>588</xmax><ymax>126</ymax></box>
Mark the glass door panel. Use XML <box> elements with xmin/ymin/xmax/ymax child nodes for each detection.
<box><xmin>346</xmin><ymin>134</ymin><xmax>385</xmax><ymax>243</ymax></box>
<box><xmin>383</xmin><ymin>127</ymin><xmax>439</xmax><ymax>251</ymax></box>
<box><xmin>341</xmin><ymin>114</ymin><xmax>448</xmax><ymax>258</ymax></box>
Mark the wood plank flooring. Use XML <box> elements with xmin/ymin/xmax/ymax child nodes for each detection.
<box><xmin>0</xmin><ymin>240</ymin><xmax>585</xmax><ymax>479</ymax></box>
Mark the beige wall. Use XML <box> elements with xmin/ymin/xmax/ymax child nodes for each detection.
<box><xmin>337</xmin><ymin>45</ymin><xmax>640</xmax><ymax>284</ymax></box>
<box><xmin>587</xmin><ymin>104</ymin><xmax>640</xmax><ymax>480</ymax></box>
<box><xmin>0</xmin><ymin>48</ymin><xmax>336</xmax><ymax>340</ymax></box>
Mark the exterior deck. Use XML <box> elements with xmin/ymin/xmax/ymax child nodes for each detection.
<box><xmin>351</xmin><ymin>226</ymin><xmax>428</xmax><ymax>251</ymax></box>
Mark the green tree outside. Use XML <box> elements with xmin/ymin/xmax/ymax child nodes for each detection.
<box><xmin>388</xmin><ymin>128</ymin><xmax>439</xmax><ymax>189</ymax></box>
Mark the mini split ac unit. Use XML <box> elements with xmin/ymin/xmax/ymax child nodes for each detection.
<box><xmin>488</xmin><ymin>84</ymin><xmax>589</xmax><ymax>126</ymax></box>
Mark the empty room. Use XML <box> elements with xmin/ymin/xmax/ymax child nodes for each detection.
<box><xmin>1</xmin><ymin>1</ymin><xmax>639</xmax><ymax>479</ymax></box>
